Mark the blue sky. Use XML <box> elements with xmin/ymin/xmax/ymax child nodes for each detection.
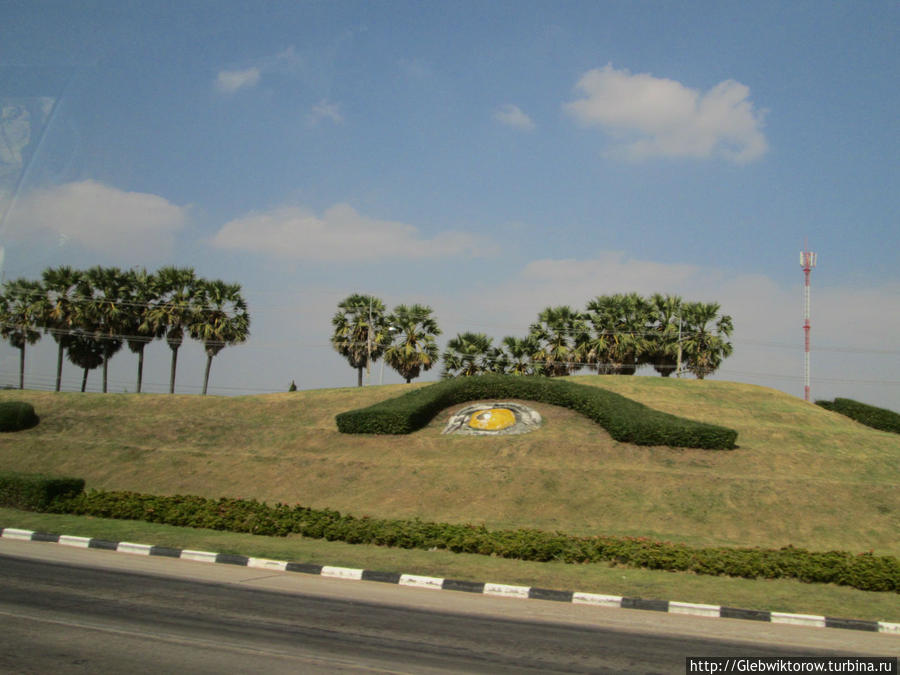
<box><xmin>1</xmin><ymin>0</ymin><xmax>898</xmax><ymax>408</ymax></box>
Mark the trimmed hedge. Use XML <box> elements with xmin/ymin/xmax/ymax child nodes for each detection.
<box><xmin>336</xmin><ymin>375</ymin><xmax>738</xmax><ymax>450</ymax></box>
<box><xmin>45</xmin><ymin>489</ymin><xmax>898</xmax><ymax>593</ymax></box>
<box><xmin>0</xmin><ymin>401</ymin><xmax>39</xmax><ymax>432</ymax></box>
<box><xmin>0</xmin><ymin>472</ymin><xmax>85</xmax><ymax>511</ymax></box>
<box><xmin>816</xmin><ymin>397</ymin><xmax>900</xmax><ymax>434</ymax></box>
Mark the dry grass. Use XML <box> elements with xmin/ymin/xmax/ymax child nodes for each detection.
<box><xmin>1</xmin><ymin>376</ymin><xmax>898</xmax><ymax>558</ymax></box>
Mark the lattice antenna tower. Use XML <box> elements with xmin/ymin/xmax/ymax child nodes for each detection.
<box><xmin>800</xmin><ymin>246</ymin><xmax>817</xmax><ymax>401</ymax></box>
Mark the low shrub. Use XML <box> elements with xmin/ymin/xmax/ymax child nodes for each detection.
<box><xmin>816</xmin><ymin>398</ymin><xmax>900</xmax><ymax>434</ymax></box>
<box><xmin>0</xmin><ymin>472</ymin><xmax>85</xmax><ymax>511</ymax></box>
<box><xmin>46</xmin><ymin>489</ymin><xmax>898</xmax><ymax>593</ymax></box>
<box><xmin>336</xmin><ymin>375</ymin><xmax>737</xmax><ymax>449</ymax></box>
<box><xmin>0</xmin><ymin>401</ymin><xmax>39</xmax><ymax>432</ymax></box>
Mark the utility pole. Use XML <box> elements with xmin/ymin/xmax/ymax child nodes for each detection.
<box><xmin>800</xmin><ymin>246</ymin><xmax>817</xmax><ymax>402</ymax></box>
<box><xmin>676</xmin><ymin>316</ymin><xmax>683</xmax><ymax>378</ymax></box>
<box><xmin>366</xmin><ymin>297</ymin><xmax>373</xmax><ymax>385</ymax></box>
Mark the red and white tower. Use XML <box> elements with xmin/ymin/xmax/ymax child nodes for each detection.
<box><xmin>800</xmin><ymin>246</ymin><xmax>817</xmax><ymax>401</ymax></box>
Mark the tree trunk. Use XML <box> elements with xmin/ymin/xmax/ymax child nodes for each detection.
<box><xmin>357</xmin><ymin>365</ymin><xmax>363</xmax><ymax>387</ymax></box>
<box><xmin>169</xmin><ymin>346</ymin><xmax>179</xmax><ymax>394</ymax></box>
<box><xmin>18</xmin><ymin>345</ymin><xmax>25</xmax><ymax>389</ymax></box>
<box><xmin>56</xmin><ymin>343</ymin><xmax>64</xmax><ymax>392</ymax></box>
<box><xmin>81</xmin><ymin>367</ymin><xmax>88</xmax><ymax>393</ymax></box>
<box><xmin>202</xmin><ymin>353</ymin><xmax>213</xmax><ymax>395</ymax></box>
<box><xmin>136</xmin><ymin>345</ymin><xmax>145</xmax><ymax>393</ymax></box>
<box><xmin>102</xmin><ymin>355</ymin><xmax>109</xmax><ymax>393</ymax></box>
<box><xmin>406</xmin><ymin>377</ymin><xmax>411</xmax><ymax>384</ymax></box>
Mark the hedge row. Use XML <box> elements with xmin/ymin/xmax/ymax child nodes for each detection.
<box><xmin>0</xmin><ymin>472</ymin><xmax>85</xmax><ymax>511</ymax></box>
<box><xmin>0</xmin><ymin>401</ymin><xmax>39</xmax><ymax>432</ymax></box>
<box><xmin>45</xmin><ymin>489</ymin><xmax>898</xmax><ymax>593</ymax></box>
<box><xmin>336</xmin><ymin>375</ymin><xmax>738</xmax><ymax>449</ymax></box>
<box><xmin>816</xmin><ymin>398</ymin><xmax>900</xmax><ymax>434</ymax></box>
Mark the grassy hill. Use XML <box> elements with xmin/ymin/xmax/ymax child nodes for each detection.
<box><xmin>1</xmin><ymin>376</ymin><xmax>897</xmax><ymax>559</ymax></box>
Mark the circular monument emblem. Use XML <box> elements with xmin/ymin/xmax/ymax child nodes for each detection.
<box><xmin>442</xmin><ymin>402</ymin><xmax>542</xmax><ymax>436</ymax></box>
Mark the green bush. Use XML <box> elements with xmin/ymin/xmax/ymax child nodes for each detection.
<box><xmin>0</xmin><ymin>472</ymin><xmax>85</xmax><ymax>510</ymax></box>
<box><xmin>816</xmin><ymin>397</ymin><xmax>900</xmax><ymax>434</ymax></box>
<box><xmin>46</xmin><ymin>489</ymin><xmax>898</xmax><ymax>593</ymax></box>
<box><xmin>336</xmin><ymin>375</ymin><xmax>737</xmax><ymax>449</ymax></box>
<box><xmin>0</xmin><ymin>401</ymin><xmax>39</xmax><ymax>432</ymax></box>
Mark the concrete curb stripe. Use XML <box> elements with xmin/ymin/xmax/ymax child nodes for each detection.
<box><xmin>441</xmin><ymin>578</ymin><xmax>484</xmax><ymax>594</ymax></box>
<box><xmin>286</xmin><ymin>562</ymin><xmax>322</xmax><ymax>575</ymax></box>
<box><xmin>529</xmin><ymin>587</ymin><xmax>574</xmax><ymax>603</ymax></box>
<box><xmin>180</xmin><ymin>549</ymin><xmax>218</xmax><ymax>563</ymax></box>
<box><xmin>670</xmin><ymin>601</ymin><xmax>721</xmax><ymax>618</ymax></box>
<box><xmin>321</xmin><ymin>565</ymin><xmax>364</xmax><ymax>580</ymax></box>
<box><xmin>248</xmin><ymin>557</ymin><xmax>288</xmax><ymax>572</ymax></box>
<box><xmin>721</xmin><ymin>606</ymin><xmax>771</xmax><ymax>622</ymax></box>
<box><xmin>399</xmin><ymin>574</ymin><xmax>444</xmax><ymax>589</ymax></box>
<box><xmin>484</xmin><ymin>583</ymin><xmax>530</xmax><ymax>599</ymax></box>
<box><xmin>117</xmin><ymin>542</ymin><xmax>152</xmax><ymax>555</ymax></box>
<box><xmin>771</xmin><ymin>612</ymin><xmax>826</xmax><ymax>628</ymax></box>
<box><xmin>32</xmin><ymin>532</ymin><xmax>60</xmax><ymax>543</ymax></box>
<box><xmin>572</xmin><ymin>592</ymin><xmax>622</xmax><ymax>607</ymax></box>
<box><xmin>1</xmin><ymin>527</ymin><xmax>897</xmax><ymax>634</ymax></box>
<box><xmin>825</xmin><ymin>617</ymin><xmax>879</xmax><ymax>632</ymax></box>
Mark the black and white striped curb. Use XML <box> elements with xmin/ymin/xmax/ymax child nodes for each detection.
<box><xmin>3</xmin><ymin>527</ymin><xmax>898</xmax><ymax>635</ymax></box>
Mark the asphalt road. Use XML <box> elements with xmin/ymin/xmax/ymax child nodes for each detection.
<box><xmin>0</xmin><ymin>541</ymin><xmax>895</xmax><ymax>673</ymax></box>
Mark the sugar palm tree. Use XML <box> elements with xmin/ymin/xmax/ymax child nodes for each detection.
<box><xmin>585</xmin><ymin>293</ymin><xmax>649</xmax><ymax>375</ymax></box>
<box><xmin>189</xmin><ymin>279</ymin><xmax>250</xmax><ymax>395</ymax></box>
<box><xmin>66</xmin><ymin>329</ymin><xmax>104</xmax><ymax>392</ymax></box>
<box><xmin>78</xmin><ymin>266</ymin><xmax>129</xmax><ymax>393</ymax></box>
<box><xmin>123</xmin><ymin>267</ymin><xmax>164</xmax><ymax>393</ymax></box>
<box><xmin>39</xmin><ymin>266</ymin><xmax>82</xmax><ymax>391</ymax></box>
<box><xmin>681</xmin><ymin>301</ymin><xmax>734</xmax><ymax>379</ymax></box>
<box><xmin>147</xmin><ymin>266</ymin><xmax>199</xmax><ymax>394</ymax></box>
<box><xmin>528</xmin><ymin>306</ymin><xmax>589</xmax><ymax>377</ymax></box>
<box><xmin>0</xmin><ymin>278</ymin><xmax>43</xmax><ymax>389</ymax></box>
<box><xmin>645</xmin><ymin>293</ymin><xmax>683</xmax><ymax>377</ymax></box>
<box><xmin>493</xmin><ymin>335</ymin><xmax>540</xmax><ymax>375</ymax></box>
<box><xmin>331</xmin><ymin>294</ymin><xmax>392</xmax><ymax>387</ymax></box>
<box><xmin>441</xmin><ymin>332</ymin><xmax>494</xmax><ymax>378</ymax></box>
<box><xmin>384</xmin><ymin>304</ymin><xmax>441</xmax><ymax>383</ymax></box>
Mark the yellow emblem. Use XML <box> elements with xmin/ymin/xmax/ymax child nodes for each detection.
<box><xmin>468</xmin><ymin>408</ymin><xmax>516</xmax><ymax>431</ymax></box>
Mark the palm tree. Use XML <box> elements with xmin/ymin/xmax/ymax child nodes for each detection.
<box><xmin>528</xmin><ymin>306</ymin><xmax>589</xmax><ymax>377</ymax></box>
<box><xmin>331</xmin><ymin>294</ymin><xmax>392</xmax><ymax>387</ymax></box>
<box><xmin>0</xmin><ymin>278</ymin><xmax>43</xmax><ymax>389</ymax></box>
<box><xmin>66</xmin><ymin>330</ymin><xmax>104</xmax><ymax>392</ymax></box>
<box><xmin>681</xmin><ymin>301</ymin><xmax>734</xmax><ymax>379</ymax></box>
<box><xmin>645</xmin><ymin>293</ymin><xmax>683</xmax><ymax>377</ymax></box>
<box><xmin>493</xmin><ymin>335</ymin><xmax>540</xmax><ymax>375</ymax></box>
<box><xmin>384</xmin><ymin>304</ymin><xmax>441</xmax><ymax>383</ymax></box>
<box><xmin>189</xmin><ymin>279</ymin><xmax>250</xmax><ymax>395</ymax></box>
<box><xmin>585</xmin><ymin>293</ymin><xmax>649</xmax><ymax>375</ymax></box>
<box><xmin>147</xmin><ymin>266</ymin><xmax>199</xmax><ymax>394</ymax></box>
<box><xmin>78</xmin><ymin>266</ymin><xmax>129</xmax><ymax>393</ymax></box>
<box><xmin>123</xmin><ymin>268</ymin><xmax>164</xmax><ymax>393</ymax></box>
<box><xmin>39</xmin><ymin>266</ymin><xmax>82</xmax><ymax>391</ymax></box>
<box><xmin>441</xmin><ymin>332</ymin><xmax>494</xmax><ymax>377</ymax></box>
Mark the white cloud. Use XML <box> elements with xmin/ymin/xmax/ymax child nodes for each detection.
<box><xmin>210</xmin><ymin>203</ymin><xmax>488</xmax><ymax>262</ymax></box>
<box><xmin>564</xmin><ymin>64</ymin><xmax>768</xmax><ymax>163</ymax></box>
<box><xmin>493</xmin><ymin>104</ymin><xmax>536</xmax><ymax>131</ymax></box>
<box><xmin>308</xmin><ymin>99</ymin><xmax>343</xmax><ymax>125</ymax></box>
<box><xmin>215</xmin><ymin>67</ymin><xmax>261</xmax><ymax>94</ymax></box>
<box><xmin>5</xmin><ymin>180</ymin><xmax>188</xmax><ymax>259</ymax></box>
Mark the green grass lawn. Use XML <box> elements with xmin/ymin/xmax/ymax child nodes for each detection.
<box><xmin>0</xmin><ymin>376</ymin><xmax>898</xmax><ymax>619</ymax></box>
